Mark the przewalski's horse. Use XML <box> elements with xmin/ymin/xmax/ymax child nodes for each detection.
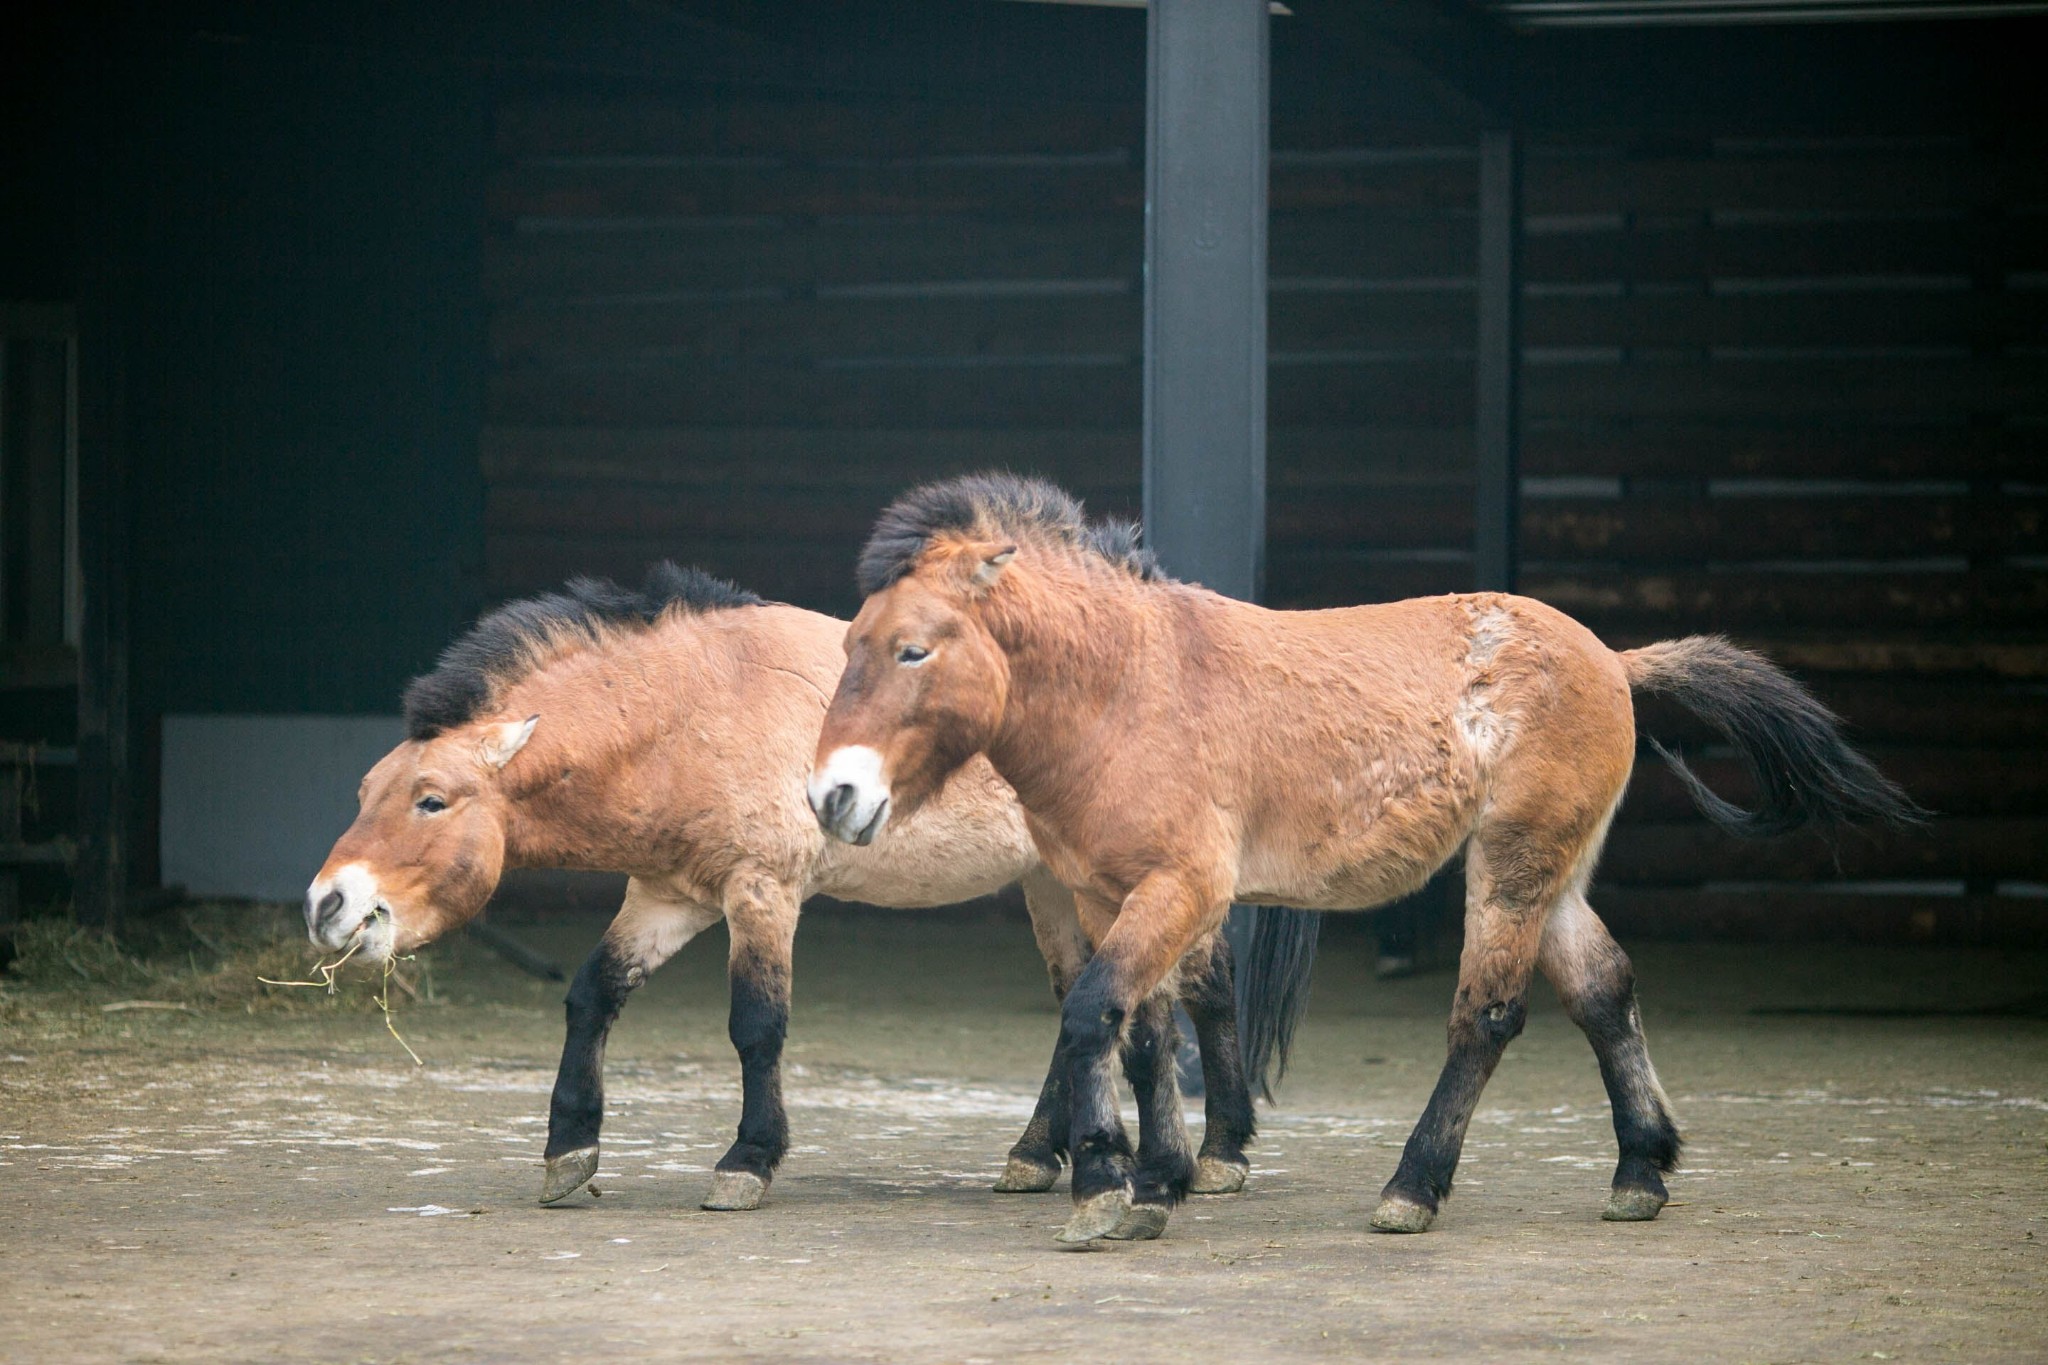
<box><xmin>304</xmin><ymin>564</ymin><xmax>1289</xmax><ymax>1225</ymax></box>
<box><xmin>809</xmin><ymin>474</ymin><xmax>1922</xmax><ymax>1244</ymax></box>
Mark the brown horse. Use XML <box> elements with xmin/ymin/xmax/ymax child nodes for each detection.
<box><xmin>305</xmin><ymin>564</ymin><xmax>1270</xmax><ymax>1226</ymax></box>
<box><xmin>810</xmin><ymin>474</ymin><xmax>1921</xmax><ymax>1244</ymax></box>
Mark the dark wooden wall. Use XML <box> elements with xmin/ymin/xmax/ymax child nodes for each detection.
<box><xmin>484</xmin><ymin>94</ymin><xmax>2045</xmax><ymax>943</ymax></box>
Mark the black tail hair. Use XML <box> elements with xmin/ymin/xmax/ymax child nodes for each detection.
<box><xmin>1233</xmin><ymin>904</ymin><xmax>1321</xmax><ymax>1102</ymax></box>
<box><xmin>1623</xmin><ymin>635</ymin><xmax>1927</xmax><ymax>839</ymax></box>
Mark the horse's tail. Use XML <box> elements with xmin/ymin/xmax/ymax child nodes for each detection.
<box><xmin>1620</xmin><ymin>636</ymin><xmax>1926</xmax><ymax>839</ymax></box>
<box><xmin>1234</xmin><ymin>904</ymin><xmax>1321</xmax><ymax>1102</ymax></box>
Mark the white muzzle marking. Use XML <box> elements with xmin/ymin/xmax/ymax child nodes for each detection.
<box><xmin>304</xmin><ymin>862</ymin><xmax>397</xmax><ymax>960</ymax></box>
<box><xmin>808</xmin><ymin>745</ymin><xmax>892</xmax><ymax>846</ymax></box>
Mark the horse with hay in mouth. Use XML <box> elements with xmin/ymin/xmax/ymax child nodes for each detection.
<box><xmin>305</xmin><ymin>563</ymin><xmax>1294</xmax><ymax>1228</ymax></box>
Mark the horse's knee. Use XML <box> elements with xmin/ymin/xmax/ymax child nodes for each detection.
<box><xmin>1058</xmin><ymin>976</ymin><xmax>1127</xmax><ymax>1061</ymax></box>
<box><xmin>1451</xmin><ymin>991</ymin><xmax>1527</xmax><ymax>1054</ymax></box>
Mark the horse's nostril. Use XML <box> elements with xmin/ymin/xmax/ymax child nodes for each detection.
<box><xmin>822</xmin><ymin>783</ymin><xmax>855</xmax><ymax>827</ymax></box>
<box><xmin>313</xmin><ymin>888</ymin><xmax>345</xmax><ymax>929</ymax></box>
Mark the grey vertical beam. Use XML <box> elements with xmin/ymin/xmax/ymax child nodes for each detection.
<box><xmin>1473</xmin><ymin>128</ymin><xmax>1522</xmax><ymax>594</ymax></box>
<box><xmin>1142</xmin><ymin>0</ymin><xmax>1269</xmax><ymax>603</ymax></box>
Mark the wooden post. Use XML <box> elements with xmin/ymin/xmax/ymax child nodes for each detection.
<box><xmin>73</xmin><ymin>297</ymin><xmax>129</xmax><ymax>934</ymax></box>
<box><xmin>1473</xmin><ymin>128</ymin><xmax>1523</xmax><ymax>593</ymax></box>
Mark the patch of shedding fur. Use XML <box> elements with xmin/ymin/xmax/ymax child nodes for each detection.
<box><xmin>1456</xmin><ymin>601</ymin><xmax>1516</xmax><ymax>764</ymax></box>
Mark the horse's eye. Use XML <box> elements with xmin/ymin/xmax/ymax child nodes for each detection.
<box><xmin>415</xmin><ymin>795</ymin><xmax>448</xmax><ymax>814</ymax></box>
<box><xmin>897</xmin><ymin>644</ymin><xmax>931</xmax><ymax>666</ymax></box>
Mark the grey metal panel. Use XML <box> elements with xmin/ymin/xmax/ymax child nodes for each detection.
<box><xmin>161</xmin><ymin>715</ymin><xmax>404</xmax><ymax>902</ymax></box>
<box><xmin>1142</xmin><ymin>0</ymin><xmax>1270</xmax><ymax>603</ymax></box>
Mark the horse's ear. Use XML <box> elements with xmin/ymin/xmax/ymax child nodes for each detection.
<box><xmin>971</xmin><ymin>545</ymin><xmax>1017</xmax><ymax>591</ymax></box>
<box><xmin>479</xmin><ymin>714</ymin><xmax>539</xmax><ymax>770</ymax></box>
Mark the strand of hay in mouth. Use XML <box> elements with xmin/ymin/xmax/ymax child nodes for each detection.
<box><xmin>258</xmin><ymin>926</ymin><xmax>424</xmax><ymax>1067</ymax></box>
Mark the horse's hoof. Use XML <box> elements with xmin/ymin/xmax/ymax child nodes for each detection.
<box><xmin>702</xmin><ymin>1170</ymin><xmax>768</xmax><ymax>1212</ymax></box>
<box><xmin>1055</xmin><ymin>1188</ymin><xmax>1132</xmax><ymax>1245</ymax></box>
<box><xmin>1370</xmin><ymin>1195</ymin><xmax>1436</xmax><ymax>1233</ymax></box>
<box><xmin>1105</xmin><ymin>1203</ymin><xmax>1171</xmax><ymax>1241</ymax></box>
<box><xmin>1602</xmin><ymin>1187</ymin><xmax>1667</xmax><ymax>1222</ymax></box>
<box><xmin>540</xmin><ymin>1146</ymin><xmax>600</xmax><ymax>1205</ymax></box>
<box><xmin>1188</xmin><ymin>1157</ymin><xmax>1249</xmax><ymax>1195</ymax></box>
<box><xmin>993</xmin><ymin>1155</ymin><xmax>1061</xmax><ymax>1193</ymax></box>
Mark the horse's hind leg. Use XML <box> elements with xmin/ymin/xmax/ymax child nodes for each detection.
<box><xmin>1538</xmin><ymin>890</ymin><xmax>1681</xmax><ymax>1221</ymax></box>
<box><xmin>705</xmin><ymin>872</ymin><xmax>802</xmax><ymax>1211</ymax></box>
<box><xmin>1178</xmin><ymin>932</ymin><xmax>1256</xmax><ymax>1195</ymax></box>
<box><xmin>1372</xmin><ymin>829</ymin><xmax>1561</xmax><ymax>1234</ymax></box>
<box><xmin>543</xmin><ymin>879</ymin><xmax>722</xmax><ymax>1204</ymax></box>
<box><xmin>997</xmin><ymin>869</ymin><xmax>1091</xmax><ymax>1193</ymax></box>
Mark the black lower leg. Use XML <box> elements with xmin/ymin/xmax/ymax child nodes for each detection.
<box><xmin>1181</xmin><ymin>941</ymin><xmax>1256</xmax><ymax>1170</ymax></box>
<box><xmin>717</xmin><ymin>956</ymin><xmax>790</xmax><ymax>1180</ymax></box>
<box><xmin>1382</xmin><ymin>995</ymin><xmax>1527</xmax><ymax>1213</ymax></box>
<box><xmin>1121</xmin><ymin>994</ymin><xmax>1195</xmax><ymax>1208</ymax></box>
<box><xmin>1008</xmin><ymin>1040</ymin><xmax>1071</xmax><ymax>1173</ymax></box>
<box><xmin>1570</xmin><ymin>968</ymin><xmax>1682</xmax><ymax>1202</ymax></box>
<box><xmin>1060</xmin><ymin>961</ymin><xmax>1134</xmax><ymax>1202</ymax></box>
<box><xmin>545</xmin><ymin>941</ymin><xmax>639</xmax><ymax>1160</ymax></box>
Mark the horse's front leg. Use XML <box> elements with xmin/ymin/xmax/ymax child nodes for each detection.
<box><xmin>542</xmin><ymin>879</ymin><xmax>721</xmax><ymax>1204</ymax></box>
<box><xmin>1056</xmin><ymin>873</ymin><xmax>1227</xmax><ymax>1245</ymax></box>
<box><xmin>703</xmin><ymin>873</ymin><xmax>801</xmax><ymax>1211</ymax></box>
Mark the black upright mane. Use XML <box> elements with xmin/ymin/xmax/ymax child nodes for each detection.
<box><xmin>856</xmin><ymin>472</ymin><xmax>1169</xmax><ymax>596</ymax></box>
<box><xmin>402</xmin><ymin>562</ymin><xmax>765</xmax><ymax>740</ymax></box>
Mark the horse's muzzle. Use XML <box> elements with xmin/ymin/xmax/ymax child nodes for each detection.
<box><xmin>808</xmin><ymin>746</ymin><xmax>891</xmax><ymax>845</ymax></box>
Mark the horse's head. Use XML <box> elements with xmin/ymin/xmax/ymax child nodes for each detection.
<box><xmin>809</xmin><ymin>535</ymin><xmax>1016</xmax><ymax>846</ymax></box>
<box><xmin>303</xmin><ymin>714</ymin><xmax>539</xmax><ymax>960</ymax></box>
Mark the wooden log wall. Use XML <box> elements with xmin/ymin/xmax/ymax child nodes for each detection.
<box><xmin>483</xmin><ymin>98</ymin><xmax>2046</xmax><ymax>943</ymax></box>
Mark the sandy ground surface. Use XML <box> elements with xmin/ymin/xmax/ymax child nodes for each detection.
<box><xmin>3</xmin><ymin>902</ymin><xmax>2046</xmax><ymax>1364</ymax></box>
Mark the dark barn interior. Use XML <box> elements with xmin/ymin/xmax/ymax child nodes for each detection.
<box><xmin>5</xmin><ymin>0</ymin><xmax>2044</xmax><ymax>945</ymax></box>
<box><xmin>5</xmin><ymin>5</ymin><xmax>2048</xmax><ymax>1360</ymax></box>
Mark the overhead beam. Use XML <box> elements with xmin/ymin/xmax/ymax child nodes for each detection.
<box><xmin>1142</xmin><ymin>0</ymin><xmax>1269</xmax><ymax>603</ymax></box>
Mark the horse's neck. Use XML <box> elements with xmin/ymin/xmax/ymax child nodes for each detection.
<box><xmin>494</xmin><ymin>625</ymin><xmax>704</xmax><ymax>870</ymax></box>
<box><xmin>984</xmin><ymin>564</ymin><xmax>1166</xmax><ymax>815</ymax></box>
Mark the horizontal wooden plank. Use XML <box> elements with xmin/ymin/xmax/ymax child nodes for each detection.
<box><xmin>1522</xmin><ymin>217</ymin><xmax>2048</xmax><ymax>285</ymax></box>
<box><xmin>484</xmin><ymin>217</ymin><xmax>1142</xmax><ymax>302</ymax></box>
<box><xmin>1753</xmin><ymin>639</ymin><xmax>2048</xmax><ymax>680</ymax></box>
<box><xmin>1599</xmin><ymin>816</ymin><xmax>2047</xmax><ymax>884</ymax></box>
<box><xmin>482</xmin><ymin>210</ymin><xmax>1479</xmax><ymax>303</ymax></box>
<box><xmin>490</xmin><ymin>291</ymin><xmax>1477</xmax><ymax>368</ymax></box>
<box><xmin>480</xmin><ymin>425</ymin><xmax>1480</xmax><ymax>490</ymax></box>
<box><xmin>485</xmin><ymin>360</ymin><xmax>1480</xmax><ymax>428</ymax></box>
<box><xmin>481</xmin><ymin>425</ymin><xmax>1142</xmax><ymax>490</ymax></box>
<box><xmin>1524</xmin><ymin>292</ymin><xmax>2048</xmax><ymax>351</ymax></box>
<box><xmin>496</xmin><ymin>99</ymin><xmax>1472</xmax><ymax>162</ymax></box>
<box><xmin>1523</xmin><ymin>567</ymin><xmax>2048</xmax><ymax>632</ymax></box>
<box><xmin>489</xmin><ymin>160</ymin><xmax>1475</xmax><ymax>224</ymax></box>
<box><xmin>1522</xmin><ymin>358</ymin><xmax>2048</xmax><ymax>421</ymax></box>
<box><xmin>1595</xmin><ymin>889</ymin><xmax>2048</xmax><ymax>948</ymax></box>
<box><xmin>1518</xmin><ymin>494</ymin><xmax>2044</xmax><ymax>563</ymax></box>
<box><xmin>486</xmin><ymin>483</ymin><xmax>1485</xmax><ymax>553</ymax></box>
<box><xmin>496</xmin><ymin>99</ymin><xmax>1144</xmax><ymax>159</ymax></box>
<box><xmin>1521</xmin><ymin>424</ymin><xmax>2047</xmax><ymax>481</ymax></box>
<box><xmin>1632</xmin><ymin>674</ymin><xmax>2048</xmax><ymax>748</ymax></box>
<box><xmin>1617</xmin><ymin>746</ymin><xmax>2048</xmax><ymax>823</ymax></box>
<box><xmin>489</xmin><ymin>160</ymin><xmax>1145</xmax><ymax>222</ymax></box>
<box><xmin>1526</xmin><ymin>153</ymin><xmax>2048</xmax><ymax>218</ymax></box>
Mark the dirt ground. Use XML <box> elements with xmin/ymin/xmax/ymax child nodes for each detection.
<box><xmin>4</xmin><ymin>900</ymin><xmax>2045</xmax><ymax>1364</ymax></box>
